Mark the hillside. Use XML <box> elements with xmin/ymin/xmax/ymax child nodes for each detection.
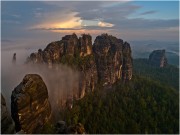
<box><xmin>133</xmin><ymin>58</ymin><xmax>179</xmax><ymax>91</ymax></box>
<box><xmin>60</xmin><ymin>75</ymin><xmax>179</xmax><ymax>134</ymax></box>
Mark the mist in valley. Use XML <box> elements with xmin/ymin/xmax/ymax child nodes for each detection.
<box><xmin>1</xmin><ymin>48</ymin><xmax>80</xmax><ymax>119</ymax></box>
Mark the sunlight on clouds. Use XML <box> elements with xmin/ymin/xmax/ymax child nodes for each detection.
<box><xmin>98</xmin><ymin>21</ymin><xmax>114</xmax><ymax>27</ymax></box>
<box><xmin>30</xmin><ymin>11</ymin><xmax>114</xmax><ymax>34</ymax></box>
<box><xmin>82</xmin><ymin>20</ymin><xmax>114</xmax><ymax>28</ymax></box>
<box><xmin>30</xmin><ymin>12</ymin><xmax>82</xmax><ymax>29</ymax></box>
<box><xmin>52</xmin><ymin>18</ymin><xmax>82</xmax><ymax>29</ymax></box>
<box><xmin>32</xmin><ymin>19</ymin><xmax>114</xmax><ymax>30</ymax></box>
<box><xmin>32</xmin><ymin>19</ymin><xmax>81</xmax><ymax>29</ymax></box>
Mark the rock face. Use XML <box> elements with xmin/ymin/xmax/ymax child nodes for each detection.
<box><xmin>1</xmin><ymin>94</ymin><xmax>15</xmax><ymax>134</ymax></box>
<box><xmin>77</xmin><ymin>55</ymin><xmax>98</xmax><ymax>98</ymax></box>
<box><xmin>26</xmin><ymin>34</ymin><xmax>92</xmax><ymax>67</ymax></box>
<box><xmin>122</xmin><ymin>42</ymin><xmax>133</xmax><ymax>80</ymax></box>
<box><xmin>149</xmin><ymin>50</ymin><xmax>168</xmax><ymax>67</ymax></box>
<box><xmin>27</xmin><ymin>33</ymin><xmax>132</xmax><ymax>99</ymax></box>
<box><xmin>27</xmin><ymin>34</ymin><xmax>97</xmax><ymax>100</ymax></box>
<box><xmin>11</xmin><ymin>74</ymin><xmax>51</xmax><ymax>133</ymax></box>
<box><xmin>79</xmin><ymin>34</ymin><xmax>92</xmax><ymax>57</ymax></box>
<box><xmin>93</xmin><ymin>34</ymin><xmax>132</xmax><ymax>86</ymax></box>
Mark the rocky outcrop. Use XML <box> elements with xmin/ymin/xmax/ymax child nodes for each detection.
<box><xmin>122</xmin><ymin>42</ymin><xmax>133</xmax><ymax>80</ymax></box>
<box><xmin>77</xmin><ymin>55</ymin><xmax>98</xmax><ymax>98</ymax></box>
<box><xmin>93</xmin><ymin>34</ymin><xmax>132</xmax><ymax>86</ymax></box>
<box><xmin>149</xmin><ymin>50</ymin><xmax>168</xmax><ymax>67</ymax></box>
<box><xmin>79</xmin><ymin>34</ymin><xmax>92</xmax><ymax>57</ymax></box>
<box><xmin>26</xmin><ymin>33</ymin><xmax>132</xmax><ymax>99</ymax></box>
<box><xmin>1</xmin><ymin>94</ymin><xmax>15</xmax><ymax>134</ymax></box>
<box><xmin>26</xmin><ymin>34</ymin><xmax>92</xmax><ymax>67</ymax></box>
<box><xmin>27</xmin><ymin>34</ymin><xmax>97</xmax><ymax>100</ymax></box>
<box><xmin>11</xmin><ymin>74</ymin><xmax>51</xmax><ymax>133</ymax></box>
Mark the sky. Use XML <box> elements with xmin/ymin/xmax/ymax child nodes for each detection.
<box><xmin>1</xmin><ymin>1</ymin><xmax>179</xmax><ymax>51</ymax></box>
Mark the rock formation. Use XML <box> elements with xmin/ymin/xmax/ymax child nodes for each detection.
<box><xmin>26</xmin><ymin>33</ymin><xmax>132</xmax><ymax>99</ymax></box>
<box><xmin>79</xmin><ymin>34</ymin><xmax>92</xmax><ymax>57</ymax></box>
<box><xmin>27</xmin><ymin>34</ymin><xmax>98</xmax><ymax>100</ymax></box>
<box><xmin>93</xmin><ymin>34</ymin><xmax>132</xmax><ymax>86</ymax></box>
<box><xmin>11</xmin><ymin>74</ymin><xmax>51</xmax><ymax>133</ymax></box>
<box><xmin>12</xmin><ymin>53</ymin><xmax>16</xmax><ymax>64</ymax></box>
<box><xmin>122</xmin><ymin>42</ymin><xmax>133</xmax><ymax>80</ymax></box>
<box><xmin>1</xmin><ymin>94</ymin><xmax>15</xmax><ymax>134</ymax></box>
<box><xmin>26</xmin><ymin>34</ymin><xmax>92</xmax><ymax>67</ymax></box>
<box><xmin>149</xmin><ymin>50</ymin><xmax>168</xmax><ymax>67</ymax></box>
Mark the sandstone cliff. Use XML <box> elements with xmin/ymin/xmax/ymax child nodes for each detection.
<box><xmin>11</xmin><ymin>74</ymin><xmax>51</xmax><ymax>133</ymax></box>
<box><xmin>93</xmin><ymin>34</ymin><xmax>132</xmax><ymax>86</ymax></box>
<box><xmin>26</xmin><ymin>33</ymin><xmax>132</xmax><ymax>99</ymax></box>
<box><xmin>1</xmin><ymin>94</ymin><xmax>15</xmax><ymax>134</ymax></box>
<box><xmin>149</xmin><ymin>50</ymin><xmax>168</xmax><ymax>67</ymax></box>
<box><xmin>27</xmin><ymin>34</ymin><xmax>98</xmax><ymax>100</ymax></box>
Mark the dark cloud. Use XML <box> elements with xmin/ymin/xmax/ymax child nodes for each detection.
<box><xmin>75</xmin><ymin>2</ymin><xmax>141</xmax><ymax>21</ymax></box>
<box><xmin>111</xmin><ymin>18</ymin><xmax>179</xmax><ymax>30</ymax></box>
<box><xmin>72</xmin><ymin>2</ymin><xmax>178</xmax><ymax>32</ymax></box>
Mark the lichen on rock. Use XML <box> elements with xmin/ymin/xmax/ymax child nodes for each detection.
<box><xmin>11</xmin><ymin>74</ymin><xmax>51</xmax><ymax>134</ymax></box>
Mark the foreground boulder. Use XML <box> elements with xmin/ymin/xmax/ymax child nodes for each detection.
<box><xmin>149</xmin><ymin>50</ymin><xmax>168</xmax><ymax>67</ymax></box>
<box><xmin>11</xmin><ymin>74</ymin><xmax>51</xmax><ymax>133</ymax></box>
<box><xmin>1</xmin><ymin>94</ymin><xmax>15</xmax><ymax>134</ymax></box>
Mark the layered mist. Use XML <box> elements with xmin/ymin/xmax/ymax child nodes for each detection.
<box><xmin>1</xmin><ymin>49</ymin><xmax>80</xmax><ymax>118</ymax></box>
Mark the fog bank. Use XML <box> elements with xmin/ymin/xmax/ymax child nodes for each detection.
<box><xmin>1</xmin><ymin>50</ymin><xmax>80</xmax><ymax>119</ymax></box>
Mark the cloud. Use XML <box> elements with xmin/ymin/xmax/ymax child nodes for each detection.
<box><xmin>2</xmin><ymin>1</ymin><xmax>179</xmax><ymax>43</ymax></box>
<box><xmin>112</xmin><ymin>26</ymin><xmax>179</xmax><ymax>42</ymax></box>
<box><xmin>30</xmin><ymin>7</ymin><xmax>114</xmax><ymax>31</ymax></box>
<box><xmin>75</xmin><ymin>2</ymin><xmax>141</xmax><ymax>21</ymax></box>
<box><xmin>113</xmin><ymin>18</ymin><xmax>179</xmax><ymax>30</ymax></box>
<box><xmin>2</xmin><ymin>20</ymin><xmax>21</xmax><ymax>24</ymax></box>
<box><xmin>30</xmin><ymin>10</ymin><xmax>81</xmax><ymax>29</ymax></box>
<box><xmin>22</xmin><ymin>1</ymin><xmax>180</xmax><ymax>42</ymax></box>
<box><xmin>140</xmin><ymin>10</ymin><xmax>157</xmax><ymax>15</ymax></box>
<box><xmin>33</xmin><ymin>28</ymin><xmax>83</xmax><ymax>31</ymax></box>
<box><xmin>33</xmin><ymin>7</ymin><xmax>44</xmax><ymax>18</ymax></box>
<box><xmin>98</xmin><ymin>21</ymin><xmax>114</xmax><ymax>27</ymax></box>
<box><xmin>11</xmin><ymin>14</ymin><xmax>21</xmax><ymax>18</ymax></box>
<box><xmin>1</xmin><ymin>39</ymin><xmax>14</xmax><ymax>43</ymax></box>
